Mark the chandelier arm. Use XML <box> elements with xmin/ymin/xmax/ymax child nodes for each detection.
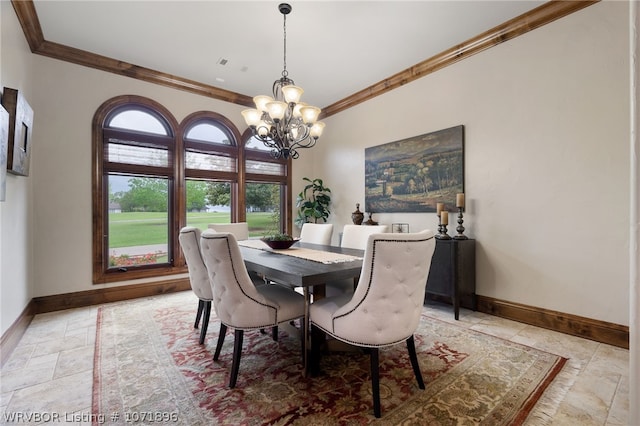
<box><xmin>242</xmin><ymin>3</ymin><xmax>322</xmax><ymax>160</ymax></box>
<box><xmin>256</xmin><ymin>134</ymin><xmax>278</xmax><ymax>150</ymax></box>
<box><xmin>283</xmin><ymin>104</ymin><xmax>298</xmax><ymax>139</ymax></box>
<box><xmin>290</xmin><ymin>123</ymin><xmax>311</xmax><ymax>144</ymax></box>
<box><xmin>291</xmin><ymin>133</ymin><xmax>317</xmax><ymax>150</ymax></box>
<box><xmin>272</xmin><ymin>121</ymin><xmax>288</xmax><ymax>148</ymax></box>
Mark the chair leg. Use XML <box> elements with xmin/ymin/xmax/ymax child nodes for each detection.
<box><xmin>370</xmin><ymin>348</ymin><xmax>381</xmax><ymax>418</ymax></box>
<box><xmin>406</xmin><ymin>335</ymin><xmax>425</xmax><ymax>389</ymax></box>
<box><xmin>259</xmin><ymin>326</ymin><xmax>278</xmax><ymax>340</ymax></box>
<box><xmin>194</xmin><ymin>299</ymin><xmax>205</xmax><ymax>328</ymax></box>
<box><xmin>229</xmin><ymin>329</ymin><xmax>244</xmax><ymax>388</ymax></box>
<box><xmin>309</xmin><ymin>324</ymin><xmax>324</xmax><ymax>376</ymax></box>
<box><xmin>199</xmin><ymin>301</ymin><xmax>211</xmax><ymax>345</ymax></box>
<box><xmin>213</xmin><ymin>324</ymin><xmax>227</xmax><ymax>361</ymax></box>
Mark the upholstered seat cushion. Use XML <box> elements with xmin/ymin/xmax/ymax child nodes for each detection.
<box><xmin>309</xmin><ymin>293</ymin><xmax>351</xmax><ymax>331</ymax></box>
<box><xmin>257</xmin><ymin>284</ymin><xmax>306</xmax><ymax>324</ymax></box>
<box><xmin>311</xmin><ymin>230</ymin><xmax>434</xmax><ymax>348</ymax></box>
<box><xmin>200</xmin><ymin>230</ymin><xmax>304</xmax><ymax>330</ymax></box>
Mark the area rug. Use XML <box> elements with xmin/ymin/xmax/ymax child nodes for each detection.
<box><xmin>92</xmin><ymin>292</ymin><xmax>566</xmax><ymax>425</ymax></box>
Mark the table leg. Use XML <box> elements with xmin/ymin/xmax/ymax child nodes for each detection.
<box><xmin>303</xmin><ymin>286</ymin><xmax>310</xmax><ymax>376</ymax></box>
<box><xmin>451</xmin><ymin>242</ymin><xmax>460</xmax><ymax>321</ymax></box>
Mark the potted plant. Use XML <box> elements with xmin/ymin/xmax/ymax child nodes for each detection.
<box><xmin>295</xmin><ymin>177</ymin><xmax>332</xmax><ymax>228</ymax></box>
<box><xmin>261</xmin><ymin>232</ymin><xmax>297</xmax><ymax>249</ymax></box>
<box><xmin>262</xmin><ymin>208</ymin><xmax>298</xmax><ymax>249</ymax></box>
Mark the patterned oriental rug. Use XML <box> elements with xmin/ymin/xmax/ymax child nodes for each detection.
<box><xmin>92</xmin><ymin>292</ymin><xmax>567</xmax><ymax>425</ymax></box>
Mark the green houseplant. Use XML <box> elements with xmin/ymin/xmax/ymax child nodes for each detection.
<box><xmin>295</xmin><ymin>177</ymin><xmax>332</xmax><ymax>228</ymax></box>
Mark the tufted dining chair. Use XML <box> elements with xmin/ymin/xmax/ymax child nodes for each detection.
<box><xmin>310</xmin><ymin>230</ymin><xmax>436</xmax><ymax>418</ymax></box>
<box><xmin>299</xmin><ymin>223</ymin><xmax>334</xmax><ymax>245</ymax></box>
<box><xmin>199</xmin><ymin>230</ymin><xmax>306</xmax><ymax>388</ymax></box>
<box><xmin>207</xmin><ymin>222</ymin><xmax>267</xmax><ymax>286</ymax></box>
<box><xmin>178</xmin><ymin>226</ymin><xmax>214</xmax><ymax>345</ymax></box>
<box><xmin>324</xmin><ymin>224</ymin><xmax>390</xmax><ymax>297</ymax></box>
<box><xmin>340</xmin><ymin>224</ymin><xmax>389</xmax><ymax>250</ymax></box>
<box><xmin>207</xmin><ymin>222</ymin><xmax>250</xmax><ymax>240</ymax></box>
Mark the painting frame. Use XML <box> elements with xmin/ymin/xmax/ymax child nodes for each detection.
<box><xmin>0</xmin><ymin>103</ymin><xmax>9</xmax><ymax>201</ymax></box>
<box><xmin>365</xmin><ymin>125</ymin><xmax>464</xmax><ymax>213</ymax></box>
<box><xmin>1</xmin><ymin>87</ymin><xmax>34</xmax><ymax>177</ymax></box>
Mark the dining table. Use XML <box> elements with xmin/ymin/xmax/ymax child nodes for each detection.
<box><xmin>238</xmin><ymin>240</ymin><xmax>364</xmax><ymax>374</ymax></box>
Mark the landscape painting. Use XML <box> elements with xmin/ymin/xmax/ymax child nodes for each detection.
<box><xmin>365</xmin><ymin>125</ymin><xmax>464</xmax><ymax>213</ymax></box>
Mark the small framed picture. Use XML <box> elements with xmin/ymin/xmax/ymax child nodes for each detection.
<box><xmin>392</xmin><ymin>223</ymin><xmax>409</xmax><ymax>233</ymax></box>
<box><xmin>1</xmin><ymin>88</ymin><xmax>34</xmax><ymax>177</ymax></box>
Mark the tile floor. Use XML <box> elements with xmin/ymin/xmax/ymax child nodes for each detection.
<box><xmin>0</xmin><ymin>291</ymin><xmax>629</xmax><ymax>425</ymax></box>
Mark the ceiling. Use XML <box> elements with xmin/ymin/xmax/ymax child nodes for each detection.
<box><xmin>29</xmin><ymin>1</ymin><xmax>548</xmax><ymax>111</ymax></box>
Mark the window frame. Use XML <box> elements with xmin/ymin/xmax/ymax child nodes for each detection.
<box><xmin>92</xmin><ymin>96</ymin><xmax>292</xmax><ymax>284</ymax></box>
<box><xmin>93</xmin><ymin>96</ymin><xmax>180</xmax><ymax>283</ymax></box>
<box><xmin>180</xmin><ymin>111</ymin><xmax>241</xmax><ymax>226</ymax></box>
<box><xmin>241</xmin><ymin>129</ymin><xmax>292</xmax><ymax>236</ymax></box>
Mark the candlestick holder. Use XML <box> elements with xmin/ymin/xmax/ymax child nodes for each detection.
<box><xmin>454</xmin><ymin>207</ymin><xmax>468</xmax><ymax>240</ymax></box>
<box><xmin>436</xmin><ymin>215</ymin><xmax>451</xmax><ymax>239</ymax></box>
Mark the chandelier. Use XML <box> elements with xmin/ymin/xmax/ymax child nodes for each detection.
<box><xmin>241</xmin><ymin>3</ymin><xmax>325</xmax><ymax>160</ymax></box>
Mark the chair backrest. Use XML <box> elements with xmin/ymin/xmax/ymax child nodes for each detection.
<box><xmin>207</xmin><ymin>222</ymin><xmax>249</xmax><ymax>240</ymax></box>
<box><xmin>340</xmin><ymin>224</ymin><xmax>389</xmax><ymax>250</ymax></box>
<box><xmin>199</xmin><ymin>230</ymin><xmax>279</xmax><ymax>328</ymax></box>
<box><xmin>331</xmin><ymin>230</ymin><xmax>436</xmax><ymax>346</ymax></box>
<box><xmin>178</xmin><ymin>227</ymin><xmax>213</xmax><ymax>301</ymax></box>
<box><xmin>299</xmin><ymin>223</ymin><xmax>334</xmax><ymax>246</ymax></box>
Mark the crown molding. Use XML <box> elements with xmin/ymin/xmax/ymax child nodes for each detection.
<box><xmin>321</xmin><ymin>0</ymin><xmax>599</xmax><ymax>117</ymax></box>
<box><xmin>10</xmin><ymin>1</ymin><xmax>598</xmax><ymax>118</ymax></box>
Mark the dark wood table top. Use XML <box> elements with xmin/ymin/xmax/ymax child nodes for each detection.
<box><xmin>240</xmin><ymin>242</ymin><xmax>364</xmax><ymax>287</ymax></box>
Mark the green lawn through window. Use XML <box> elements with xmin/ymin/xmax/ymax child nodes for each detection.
<box><xmin>108</xmin><ymin>212</ymin><xmax>275</xmax><ymax>248</ymax></box>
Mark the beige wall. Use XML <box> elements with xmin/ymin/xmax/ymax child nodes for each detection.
<box><xmin>28</xmin><ymin>57</ymin><xmax>249</xmax><ymax>298</ymax></box>
<box><xmin>311</xmin><ymin>1</ymin><xmax>630</xmax><ymax>325</ymax></box>
<box><xmin>0</xmin><ymin>1</ymin><xmax>632</xmax><ymax>337</ymax></box>
<box><xmin>1</xmin><ymin>1</ymin><xmax>36</xmax><ymax>335</ymax></box>
<box><xmin>629</xmin><ymin>1</ymin><xmax>639</xmax><ymax>422</ymax></box>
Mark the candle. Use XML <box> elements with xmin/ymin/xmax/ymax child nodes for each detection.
<box><xmin>441</xmin><ymin>211</ymin><xmax>448</xmax><ymax>225</ymax></box>
<box><xmin>456</xmin><ymin>193</ymin><xmax>465</xmax><ymax>208</ymax></box>
<box><xmin>436</xmin><ymin>203</ymin><xmax>444</xmax><ymax>216</ymax></box>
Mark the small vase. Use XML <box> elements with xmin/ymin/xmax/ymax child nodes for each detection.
<box><xmin>351</xmin><ymin>203</ymin><xmax>364</xmax><ymax>225</ymax></box>
<box><xmin>364</xmin><ymin>212</ymin><xmax>378</xmax><ymax>226</ymax></box>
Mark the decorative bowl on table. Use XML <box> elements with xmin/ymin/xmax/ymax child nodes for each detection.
<box><xmin>261</xmin><ymin>235</ymin><xmax>298</xmax><ymax>250</ymax></box>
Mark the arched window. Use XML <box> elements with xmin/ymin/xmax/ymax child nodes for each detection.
<box><xmin>242</xmin><ymin>131</ymin><xmax>291</xmax><ymax>237</ymax></box>
<box><xmin>181</xmin><ymin>112</ymin><xmax>240</xmax><ymax>227</ymax></box>
<box><xmin>92</xmin><ymin>96</ymin><xmax>179</xmax><ymax>283</ymax></box>
<box><xmin>92</xmin><ymin>97</ymin><xmax>291</xmax><ymax>284</ymax></box>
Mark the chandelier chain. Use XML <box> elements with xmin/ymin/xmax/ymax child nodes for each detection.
<box><xmin>241</xmin><ymin>2</ymin><xmax>325</xmax><ymax>160</ymax></box>
<box><xmin>282</xmin><ymin>13</ymin><xmax>287</xmax><ymax>78</ymax></box>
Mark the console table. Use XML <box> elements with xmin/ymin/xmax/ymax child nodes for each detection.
<box><xmin>425</xmin><ymin>238</ymin><xmax>476</xmax><ymax>320</ymax></box>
